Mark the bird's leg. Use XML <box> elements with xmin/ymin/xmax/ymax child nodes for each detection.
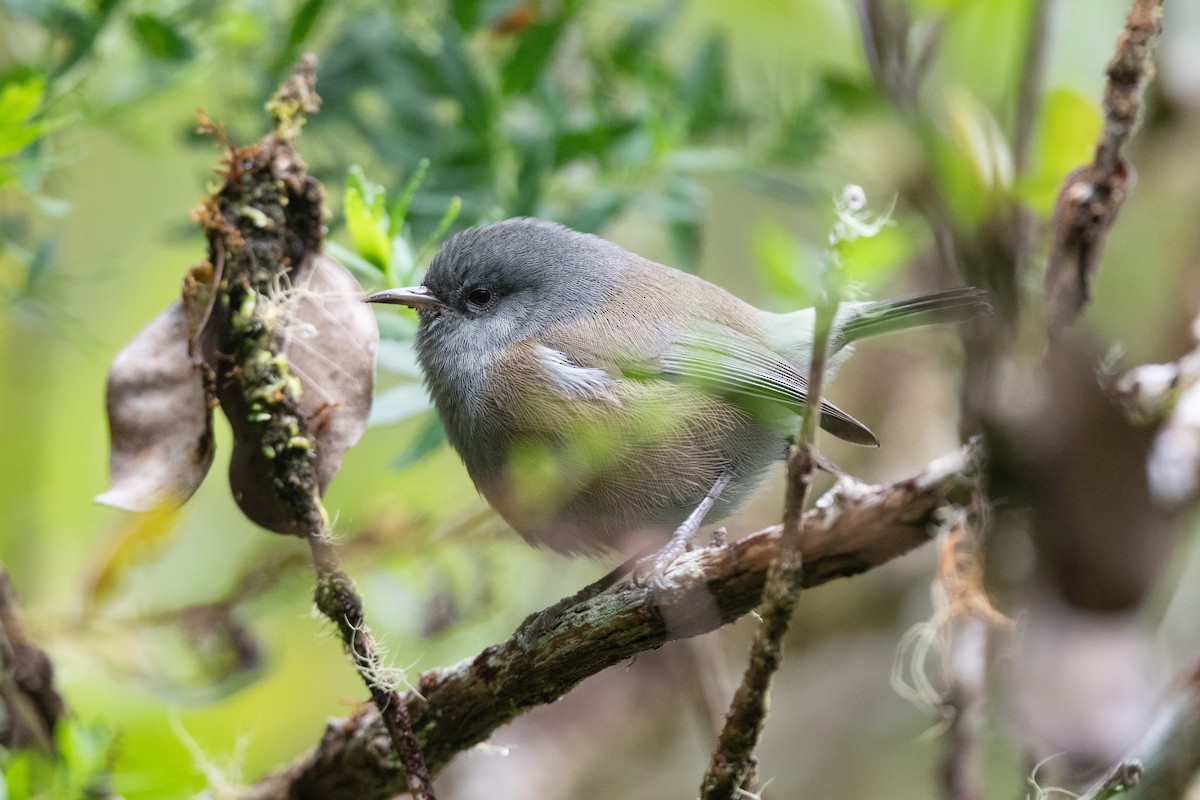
<box><xmin>635</xmin><ymin>468</ymin><xmax>735</xmax><ymax>589</ymax></box>
<box><xmin>515</xmin><ymin>469</ymin><xmax>734</xmax><ymax>649</ymax></box>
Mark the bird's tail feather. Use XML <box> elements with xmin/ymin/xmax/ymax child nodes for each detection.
<box><xmin>836</xmin><ymin>287</ymin><xmax>990</xmax><ymax>347</ymax></box>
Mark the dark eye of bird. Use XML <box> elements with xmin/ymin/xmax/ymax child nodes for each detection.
<box><xmin>467</xmin><ymin>287</ymin><xmax>493</xmax><ymax>308</ymax></box>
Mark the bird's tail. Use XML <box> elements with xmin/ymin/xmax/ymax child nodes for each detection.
<box><xmin>834</xmin><ymin>287</ymin><xmax>991</xmax><ymax>349</ymax></box>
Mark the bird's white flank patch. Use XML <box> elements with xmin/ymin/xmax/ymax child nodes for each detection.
<box><xmin>534</xmin><ymin>345</ymin><xmax>620</xmax><ymax>404</ymax></box>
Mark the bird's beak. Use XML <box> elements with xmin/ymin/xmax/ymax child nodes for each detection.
<box><xmin>363</xmin><ymin>286</ymin><xmax>449</xmax><ymax>312</ymax></box>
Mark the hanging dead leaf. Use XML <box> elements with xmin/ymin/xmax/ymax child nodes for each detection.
<box><xmin>97</xmin><ymin>302</ymin><xmax>214</xmax><ymax>512</ymax></box>
<box><xmin>280</xmin><ymin>252</ymin><xmax>377</xmax><ymax>492</ymax></box>
<box><xmin>220</xmin><ymin>253</ymin><xmax>376</xmax><ymax>534</ymax></box>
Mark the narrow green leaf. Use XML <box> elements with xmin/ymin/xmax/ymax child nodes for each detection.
<box><xmin>344</xmin><ymin>166</ymin><xmax>391</xmax><ymax>275</ymax></box>
<box><xmin>1015</xmin><ymin>88</ymin><xmax>1102</xmax><ymax>215</ymax></box>
<box><xmin>450</xmin><ymin>0</ymin><xmax>484</xmax><ymax>31</ymax></box>
<box><xmin>500</xmin><ymin>20</ymin><xmax>565</xmax><ymax>95</ymax></box>
<box><xmin>390</xmin><ymin>158</ymin><xmax>429</xmax><ymax>237</ymax></box>
<box><xmin>416</xmin><ymin>196</ymin><xmax>461</xmax><ymax>266</ymax></box>
<box><xmin>286</xmin><ymin>0</ymin><xmax>326</xmax><ymax>51</ymax></box>
<box><xmin>391</xmin><ymin>413</ymin><xmax>447</xmax><ymax>471</ymax></box>
<box><xmin>753</xmin><ymin>222</ymin><xmax>818</xmax><ymax>308</ymax></box>
<box><xmin>681</xmin><ymin>35</ymin><xmax>729</xmax><ymax>137</ymax></box>
<box><xmin>0</xmin><ymin>76</ymin><xmax>44</xmax><ymax>129</ymax></box>
<box><xmin>368</xmin><ymin>383</ymin><xmax>434</xmax><ymax>427</ymax></box>
<box><xmin>0</xmin><ymin>76</ymin><xmax>45</xmax><ymax>157</ymax></box>
<box><xmin>130</xmin><ymin>14</ymin><xmax>195</xmax><ymax>61</ymax></box>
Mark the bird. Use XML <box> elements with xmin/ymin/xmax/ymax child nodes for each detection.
<box><xmin>366</xmin><ymin>217</ymin><xmax>987</xmax><ymax>560</ymax></box>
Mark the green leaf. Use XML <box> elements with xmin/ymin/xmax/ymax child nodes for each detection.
<box><xmin>390</xmin><ymin>158</ymin><xmax>429</xmax><ymax>237</ymax></box>
<box><xmin>512</xmin><ymin>138</ymin><xmax>548</xmax><ymax>216</ymax></box>
<box><xmin>344</xmin><ymin>165</ymin><xmax>392</xmax><ymax>276</ymax></box>
<box><xmin>1015</xmin><ymin>87</ymin><xmax>1102</xmax><ymax>215</ymax></box>
<box><xmin>285</xmin><ymin>0</ymin><xmax>326</xmax><ymax>52</ymax></box>
<box><xmin>130</xmin><ymin>14</ymin><xmax>195</xmax><ymax>61</ymax></box>
<box><xmin>270</xmin><ymin>0</ymin><xmax>328</xmax><ymax>75</ymax></box>
<box><xmin>610</xmin><ymin>7</ymin><xmax>675</xmax><ymax>71</ymax></box>
<box><xmin>368</xmin><ymin>383</ymin><xmax>434</xmax><ymax>427</ymax></box>
<box><xmin>500</xmin><ymin>20</ymin><xmax>566</xmax><ymax>95</ymax></box>
<box><xmin>681</xmin><ymin>35</ymin><xmax>729</xmax><ymax>137</ymax></box>
<box><xmin>326</xmin><ymin>240</ymin><xmax>382</xmax><ymax>282</ymax></box>
<box><xmin>0</xmin><ymin>76</ymin><xmax>46</xmax><ymax>158</ymax></box>
<box><xmin>553</xmin><ymin>119</ymin><xmax>638</xmax><ymax>165</ymax></box>
<box><xmin>415</xmin><ymin>196</ymin><xmax>461</xmax><ymax>267</ymax></box>
<box><xmin>391</xmin><ymin>413</ymin><xmax>447</xmax><ymax>471</ymax></box>
<box><xmin>450</xmin><ymin>0</ymin><xmax>484</xmax><ymax>31</ymax></box>
<box><xmin>838</xmin><ymin>218</ymin><xmax>919</xmax><ymax>287</ymax></box>
<box><xmin>753</xmin><ymin>222</ymin><xmax>819</xmax><ymax>308</ymax></box>
<box><xmin>817</xmin><ymin>72</ymin><xmax>883</xmax><ymax>116</ymax></box>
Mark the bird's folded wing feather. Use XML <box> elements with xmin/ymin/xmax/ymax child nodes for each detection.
<box><xmin>629</xmin><ymin>322</ymin><xmax>879</xmax><ymax>446</ymax></box>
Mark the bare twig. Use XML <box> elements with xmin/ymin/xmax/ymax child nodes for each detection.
<box><xmin>1080</xmin><ymin>759</ymin><xmax>1142</xmax><ymax>800</ymax></box>
<box><xmin>1013</xmin><ymin>0</ymin><xmax>1055</xmax><ymax>174</ymax></box>
<box><xmin>243</xmin><ymin>444</ymin><xmax>977</xmax><ymax>800</ymax></box>
<box><xmin>1118</xmin><ymin>662</ymin><xmax>1200</xmax><ymax>799</ymax></box>
<box><xmin>1045</xmin><ymin>0</ymin><xmax>1164</xmax><ymax>331</ymax></box>
<box><xmin>700</xmin><ymin>225</ymin><xmax>841</xmax><ymax>798</ymax></box>
<box><xmin>933</xmin><ymin>519</ymin><xmax>1000</xmax><ymax>800</ymax></box>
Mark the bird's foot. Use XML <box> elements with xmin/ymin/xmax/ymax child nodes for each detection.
<box><xmin>631</xmin><ymin>536</ymin><xmax>692</xmax><ymax>594</ymax></box>
<box><xmin>633</xmin><ymin>469</ymin><xmax>735</xmax><ymax>594</ymax></box>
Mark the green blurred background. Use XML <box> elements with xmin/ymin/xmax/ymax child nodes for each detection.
<box><xmin>3</xmin><ymin>0</ymin><xmax>1200</xmax><ymax>797</ymax></box>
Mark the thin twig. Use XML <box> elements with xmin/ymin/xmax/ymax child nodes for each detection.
<box><xmin>1045</xmin><ymin>0</ymin><xmax>1164</xmax><ymax>331</ymax></box>
<box><xmin>1115</xmin><ymin>661</ymin><xmax>1200</xmax><ymax>799</ymax></box>
<box><xmin>309</xmin><ymin>534</ymin><xmax>435</xmax><ymax>799</ymax></box>
<box><xmin>1013</xmin><ymin>0</ymin><xmax>1055</xmax><ymax>175</ymax></box>
<box><xmin>1080</xmin><ymin>760</ymin><xmax>1142</xmax><ymax>800</ymax></box>
<box><xmin>699</xmin><ymin>230</ymin><xmax>842</xmax><ymax>799</ymax></box>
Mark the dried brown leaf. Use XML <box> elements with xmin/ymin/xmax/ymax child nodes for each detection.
<box><xmin>286</xmin><ymin>253</ymin><xmax>378</xmax><ymax>489</ymax></box>
<box><xmin>215</xmin><ymin>254</ymin><xmax>377</xmax><ymax>534</ymax></box>
<box><xmin>97</xmin><ymin>302</ymin><xmax>214</xmax><ymax>512</ymax></box>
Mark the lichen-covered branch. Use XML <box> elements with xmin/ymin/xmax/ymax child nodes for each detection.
<box><xmin>244</xmin><ymin>444</ymin><xmax>977</xmax><ymax>800</ymax></box>
<box><xmin>189</xmin><ymin>57</ymin><xmax>434</xmax><ymax>799</ymax></box>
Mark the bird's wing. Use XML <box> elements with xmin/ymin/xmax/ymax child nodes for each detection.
<box><xmin>629</xmin><ymin>321</ymin><xmax>879</xmax><ymax>447</ymax></box>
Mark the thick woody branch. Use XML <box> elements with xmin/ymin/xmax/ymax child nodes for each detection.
<box><xmin>244</xmin><ymin>444</ymin><xmax>977</xmax><ymax>800</ymax></box>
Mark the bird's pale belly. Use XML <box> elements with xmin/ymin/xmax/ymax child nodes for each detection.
<box><xmin>473</xmin><ymin>390</ymin><xmax>790</xmax><ymax>555</ymax></box>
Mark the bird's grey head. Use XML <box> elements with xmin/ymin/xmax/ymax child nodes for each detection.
<box><xmin>366</xmin><ymin>218</ymin><xmax>625</xmax><ymax>365</ymax></box>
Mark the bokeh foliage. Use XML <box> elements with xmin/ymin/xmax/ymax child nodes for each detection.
<box><xmin>2</xmin><ymin>0</ymin><xmax>1194</xmax><ymax>798</ymax></box>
